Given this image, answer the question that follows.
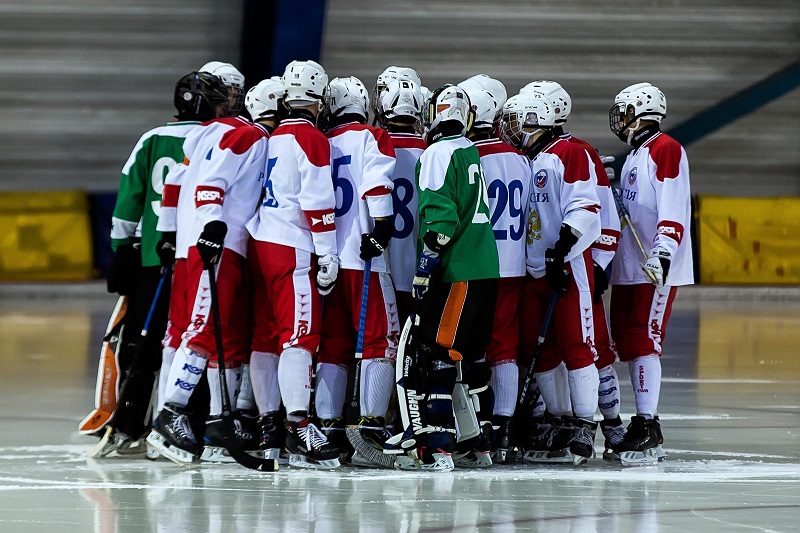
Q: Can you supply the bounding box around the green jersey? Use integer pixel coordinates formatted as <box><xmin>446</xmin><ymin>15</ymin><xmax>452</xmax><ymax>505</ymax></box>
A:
<box><xmin>416</xmin><ymin>135</ymin><xmax>500</xmax><ymax>282</ymax></box>
<box><xmin>111</xmin><ymin>121</ymin><xmax>199</xmax><ymax>267</ymax></box>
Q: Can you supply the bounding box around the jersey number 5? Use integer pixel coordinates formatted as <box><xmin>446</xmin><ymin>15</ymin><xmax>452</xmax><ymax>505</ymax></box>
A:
<box><xmin>262</xmin><ymin>157</ymin><xmax>278</xmax><ymax>208</ymax></box>
<box><xmin>332</xmin><ymin>155</ymin><xmax>354</xmax><ymax>217</ymax></box>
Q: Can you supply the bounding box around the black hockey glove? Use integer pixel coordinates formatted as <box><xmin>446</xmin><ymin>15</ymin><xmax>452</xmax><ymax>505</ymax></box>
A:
<box><xmin>156</xmin><ymin>231</ymin><xmax>177</xmax><ymax>268</ymax></box>
<box><xmin>592</xmin><ymin>261</ymin><xmax>608</xmax><ymax>304</ymax></box>
<box><xmin>197</xmin><ymin>220</ymin><xmax>227</xmax><ymax>269</ymax></box>
<box><xmin>107</xmin><ymin>243</ymin><xmax>140</xmax><ymax>295</ymax></box>
<box><xmin>544</xmin><ymin>224</ymin><xmax>580</xmax><ymax>295</ymax></box>
<box><xmin>360</xmin><ymin>218</ymin><xmax>395</xmax><ymax>260</ymax></box>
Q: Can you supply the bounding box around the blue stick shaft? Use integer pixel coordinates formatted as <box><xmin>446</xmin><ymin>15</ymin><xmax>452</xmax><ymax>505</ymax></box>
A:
<box><xmin>355</xmin><ymin>259</ymin><xmax>372</xmax><ymax>359</ymax></box>
<box><xmin>140</xmin><ymin>267</ymin><xmax>169</xmax><ymax>337</ymax></box>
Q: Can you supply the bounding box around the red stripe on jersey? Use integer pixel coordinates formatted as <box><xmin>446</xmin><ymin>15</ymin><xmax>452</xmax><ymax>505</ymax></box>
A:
<box><xmin>163</xmin><ymin>184</ymin><xmax>181</xmax><ymax>208</ymax></box>
<box><xmin>363</xmin><ymin>186</ymin><xmax>392</xmax><ymax>198</ymax></box>
<box><xmin>593</xmin><ymin>229</ymin><xmax>621</xmax><ymax>251</ymax></box>
<box><xmin>649</xmin><ymin>134</ymin><xmax>683</xmax><ymax>182</ymax></box>
<box><xmin>304</xmin><ymin>209</ymin><xmax>336</xmax><ymax>232</ymax></box>
<box><xmin>475</xmin><ymin>138</ymin><xmax>524</xmax><ymax>157</ymax></box>
<box><xmin>548</xmin><ymin>139</ymin><xmax>592</xmax><ymax>184</ymax></box>
<box><xmin>218</xmin><ymin>124</ymin><xmax>268</xmax><ymax>155</ymax></box>
<box><xmin>327</xmin><ymin>123</ymin><xmax>396</xmax><ymax>157</ymax></box>
<box><xmin>657</xmin><ymin>220</ymin><xmax>684</xmax><ymax>244</ymax></box>
<box><xmin>200</xmin><ymin>116</ymin><xmax>250</xmax><ymax>128</ymax></box>
<box><xmin>390</xmin><ymin>133</ymin><xmax>426</xmax><ymax>150</ymax></box>
<box><xmin>273</xmin><ymin>121</ymin><xmax>331</xmax><ymax>168</ymax></box>
<box><xmin>195</xmin><ymin>185</ymin><xmax>224</xmax><ymax>207</ymax></box>
<box><xmin>581</xmin><ymin>204</ymin><xmax>601</xmax><ymax>213</ymax></box>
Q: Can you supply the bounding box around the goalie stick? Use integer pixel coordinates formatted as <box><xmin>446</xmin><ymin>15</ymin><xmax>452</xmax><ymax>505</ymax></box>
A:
<box><xmin>345</xmin><ymin>260</ymin><xmax>395</xmax><ymax>468</ymax></box>
<box><xmin>207</xmin><ymin>264</ymin><xmax>278</xmax><ymax>472</ymax></box>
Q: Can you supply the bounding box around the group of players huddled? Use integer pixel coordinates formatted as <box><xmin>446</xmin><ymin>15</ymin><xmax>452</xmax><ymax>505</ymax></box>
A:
<box><xmin>91</xmin><ymin>58</ymin><xmax>693</xmax><ymax>472</ymax></box>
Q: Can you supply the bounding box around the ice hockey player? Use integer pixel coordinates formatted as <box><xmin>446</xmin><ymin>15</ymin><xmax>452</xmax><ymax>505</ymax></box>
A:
<box><xmin>245</xmin><ymin>60</ymin><xmax>341</xmax><ymax>469</ymax></box>
<box><xmin>500</xmin><ymin>91</ymin><xmax>601</xmax><ymax>466</ymax></box>
<box><xmin>375</xmin><ymin>78</ymin><xmax>426</xmax><ymax>327</ymax></box>
<box><xmin>312</xmin><ymin>76</ymin><xmax>399</xmax><ymax>466</ymax></box>
<box><xmin>95</xmin><ymin>71</ymin><xmax>209</xmax><ymax>456</ymax></box>
<box><xmin>370</xmin><ymin>65</ymin><xmax>422</xmax><ymax>127</ymax></box>
<box><xmin>523</xmin><ymin>80</ymin><xmax>625</xmax><ymax>460</ymax></box>
<box><xmin>388</xmin><ymin>84</ymin><xmax>500</xmax><ymax>472</ymax></box>
<box><xmin>607</xmin><ymin>82</ymin><xmax>693</xmax><ymax>466</ymax></box>
<box><xmin>458</xmin><ymin>74</ymin><xmax>530</xmax><ymax>466</ymax></box>
<box><xmin>148</xmin><ymin>65</ymin><xmax>272</xmax><ymax>465</ymax></box>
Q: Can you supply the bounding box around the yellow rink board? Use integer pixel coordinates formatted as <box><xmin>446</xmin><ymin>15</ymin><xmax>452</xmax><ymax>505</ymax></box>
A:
<box><xmin>698</xmin><ymin>196</ymin><xmax>800</xmax><ymax>284</ymax></box>
<box><xmin>0</xmin><ymin>191</ymin><xmax>93</xmax><ymax>281</ymax></box>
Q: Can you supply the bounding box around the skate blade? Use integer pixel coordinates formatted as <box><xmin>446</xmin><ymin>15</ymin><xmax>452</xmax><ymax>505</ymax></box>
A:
<box><xmin>572</xmin><ymin>454</ymin><xmax>588</xmax><ymax>466</ymax></box>
<box><xmin>145</xmin><ymin>443</ymin><xmax>162</xmax><ymax>461</ymax></box>
<box><xmin>453</xmin><ymin>451</ymin><xmax>492</xmax><ymax>468</ymax></box>
<box><xmin>523</xmin><ymin>449</ymin><xmax>575</xmax><ymax>464</ymax></box>
<box><xmin>87</xmin><ymin>427</ymin><xmax>115</xmax><ymax>458</ymax></box>
<box><xmin>420</xmin><ymin>453</ymin><xmax>454</xmax><ymax>472</ymax></box>
<box><xmin>619</xmin><ymin>448</ymin><xmax>659</xmax><ymax>467</ymax></box>
<box><xmin>656</xmin><ymin>445</ymin><xmax>667</xmax><ymax>461</ymax></box>
<box><xmin>494</xmin><ymin>448</ymin><xmax>510</xmax><ymax>464</ymax></box>
<box><xmin>393</xmin><ymin>452</ymin><xmax>421</xmax><ymax>471</ymax></box>
<box><xmin>199</xmin><ymin>446</ymin><xmax>237</xmax><ymax>463</ymax></box>
<box><xmin>115</xmin><ymin>438</ymin><xmax>147</xmax><ymax>456</ymax></box>
<box><xmin>602</xmin><ymin>449</ymin><xmax>620</xmax><ymax>462</ymax></box>
<box><xmin>288</xmin><ymin>454</ymin><xmax>341</xmax><ymax>470</ymax></box>
<box><xmin>145</xmin><ymin>431</ymin><xmax>195</xmax><ymax>466</ymax></box>
<box><xmin>257</xmin><ymin>448</ymin><xmax>289</xmax><ymax>466</ymax></box>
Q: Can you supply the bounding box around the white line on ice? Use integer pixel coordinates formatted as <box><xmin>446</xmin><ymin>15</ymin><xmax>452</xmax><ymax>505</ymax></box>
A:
<box><xmin>663</xmin><ymin>378</ymin><xmax>800</xmax><ymax>384</ymax></box>
<box><xmin>665</xmin><ymin>448</ymin><xmax>792</xmax><ymax>459</ymax></box>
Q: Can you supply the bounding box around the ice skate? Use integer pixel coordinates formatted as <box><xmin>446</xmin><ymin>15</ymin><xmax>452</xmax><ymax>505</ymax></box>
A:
<box><xmin>568</xmin><ymin>418</ymin><xmax>597</xmax><ymax>465</ymax></box>
<box><xmin>145</xmin><ymin>403</ymin><xmax>199</xmax><ymax>466</ymax></box>
<box><xmin>613</xmin><ymin>415</ymin><xmax>660</xmax><ymax>466</ymax></box>
<box><xmin>257</xmin><ymin>411</ymin><xmax>287</xmax><ymax>464</ymax></box>
<box><xmin>600</xmin><ymin>416</ymin><xmax>625</xmax><ymax>461</ymax></box>
<box><xmin>285</xmin><ymin>418</ymin><xmax>341</xmax><ymax>469</ymax></box>
<box><xmin>349</xmin><ymin>416</ymin><xmax>395</xmax><ymax>468</ymax></box>
<box><xmin>319</xmin><ymin>417</ymin><xmax>352</xmax><ymax>462</ymax></box>
<box><xmin>395</xmin><ymin>431</ymin><xmax>455</xmax><ymax>472</ymax></box>
<box><xmin>654</xmin><ymin>415</ymin><xmax>667</xmax><ymax>461</ymax></box>
<box><xmin>523</xmin><ymin>417</ymin><xmax>576</xmax><ymax>464</ymax></box>
<box><xmin>199</xmin><ymin>415</ymin><xmax>257</xmax><ymax>463</ymax></box>
<box><xmin>453</xmin><ymin>432</ymin><xmax>492</xmax><ymax>468</ymax></box>
<box><xmin>490</xmin><ymin>415</ymin><xmax>514</xmax><ymax>464</ymax></box>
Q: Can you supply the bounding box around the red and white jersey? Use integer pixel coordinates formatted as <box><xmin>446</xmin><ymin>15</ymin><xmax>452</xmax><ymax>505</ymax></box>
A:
<box><xmin>326</xmin><ymin>122</ymin><xmax>396</xmax><ymax>272</ymax></box>
<box><xmin>565</xmin><ymin>134</ymin><xmax>621</xmax><ymax>270</ymax></box>
<box><xmin>157</xmin><ymin>160</ymin><xmax>186</xmax><ymax>233</ymax></box>
<box><xmin>387</xmin><ymin>132</ymin><xmax>425</xmax><ymax>292</ymax></box>
<box><xmin>475</xmin><ymin>138</ymin><xmax>531</xmax><ymax>278</ymax></box>
<box><xmin>525</xmin><ymin>136</ymin><xmax>601</xmax><ymax>277</ymax></box>
<box><xmin>246</xmin><ymin>118</ymin><xmax>337</xmax><ymax>257</ymax></box>
<box><xmin>167</xmin><ymin>118</ymin><xmax>257</xmax><ymax>259</ymax></box>
<box><xmin>611</xmin><ymin>131</ymin><xmax>694</xmax><ymax>286</ymax></box>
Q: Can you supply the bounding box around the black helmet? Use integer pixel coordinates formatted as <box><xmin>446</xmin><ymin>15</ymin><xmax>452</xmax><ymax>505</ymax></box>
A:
<box><xmin>173</xmin><ymin>71</ymin><xmax>229</xmax><ymax>122</ymax></box>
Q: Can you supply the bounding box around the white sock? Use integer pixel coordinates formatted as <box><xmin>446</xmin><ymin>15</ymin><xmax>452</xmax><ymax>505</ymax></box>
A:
<box><xmin>315</xmin><ymin>362</ymin><xmax>348</xmax><ymax>420</ymax></box>
<box><xmin>278</xmin><ymin>347</ymin><xmax>313</xmax><ymax>418</ymax></box>
<box><xmin>164</xmin><ymin>347</ymin><xmax>207</xmax><ymax>408</ymax></box>
<box><xmin>628</xmin><ymin>355</ymin><xmax>661</xmax><ymax>418</ymax></box>
<box><xmin>553</xmin><ymin>362</ymin><xmax>571</xmax><ymax>417</ymax></box>
<box><xmin>490</xmin><ymin>362</ymin><xmax>518</xmax><ymax>418</ymax></box>
<box><xmin>250</xmin><ymin>351</ymin><xmax>281</xmax><ymax>414</ymax></box>
<box><xmin>207</xmin><ymin>366</ymin><xmax>241</xmax><ymax>417</ymax></box>
<box><xmin>361</xmin><ymin>358</ymin><xmax>395</xmax><ymax>418</ymax></box>
<box><xmin>597</xmin><ymin>364</ymin><xmax>621</xmax><ymax>419</ymax></box>
<box><xmin>535</xmin><ymin>366</ymin><xmax>571</xmax><ymax>418</ymax></box>
<box><xmin>569</xmin><ymin>364</ymin><xmax>600</xmax><ymax>420</ymax></box>
<box><xmin>157</xmin><ymin>346</ymin><xmax>176</xmax><ymax>413</ymax></box>
<box><xmin>236</xmin><ymin>364</ymin><xmax>255</xmax><ymax>411</ymax></box>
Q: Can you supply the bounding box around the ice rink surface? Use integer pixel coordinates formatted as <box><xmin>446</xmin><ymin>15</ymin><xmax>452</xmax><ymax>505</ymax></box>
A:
<box><xmin>0</xmin><ymin>287</ymin><xmax>798</xmax><ymax>532</ymax></box>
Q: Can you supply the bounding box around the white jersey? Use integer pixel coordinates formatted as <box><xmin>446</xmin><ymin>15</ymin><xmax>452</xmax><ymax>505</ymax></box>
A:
<box><xmin>183</xmin><ymin>117</ymin><xmax>267</xmax><ymax>258</ymax></box>
<box><xmin>326</xmin><ymin>122</ymin><xmax>396</xmax><ymax>272</ymax></box>
<box><xmin>246</xmin><ymin>118</ymin><xmax>337</xmax><ymax>257</ymax></box>
<box><xmin>525</xmin><ymin>136</ymin><xmax>601</xmax><ymax>277</ymax></box>
<box><xmin>387</xmin><ymin>132</ymin><xmax>425</xmax><ymax>292</ymax></box>
<box><xmin>475</xmin><ymin>138</ymin><xmax>531</xmax><ymax>278</ymax></box>
<box><xmin>611</xmin><ymin>130</ymin><xmax>694</xmax><ymax>286</ymax></box>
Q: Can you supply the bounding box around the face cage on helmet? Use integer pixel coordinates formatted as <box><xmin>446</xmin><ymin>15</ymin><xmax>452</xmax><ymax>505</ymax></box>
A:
<box><xmin>224</xmin><ymin>86</ymin><xmax>245</xmax><ymax>116</ymax></box>
<box><xmin>609</xmin><ymin>102</ymin><xmax>631</xmax><ymax>136</ymax></box>
<box><xmin>499</xmin><ymin>111</ymin><xmax>526</xmax><ymax>149</ymax></box>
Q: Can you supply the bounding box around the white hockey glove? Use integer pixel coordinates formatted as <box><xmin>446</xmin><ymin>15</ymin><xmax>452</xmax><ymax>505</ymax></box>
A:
<box><xmin>642</xmin><ymin>247</ymin><xmax>671</xmax><ymax>289</ymax></box>
<box><xmin>316</xmin><ymin>254</ymin><xmax>340</xmax><ymax>296</ymax></box>
<box><xmin>600</xmin><ymin>155</ymin><xmax>615</xmax><ymax>182</ymax></box>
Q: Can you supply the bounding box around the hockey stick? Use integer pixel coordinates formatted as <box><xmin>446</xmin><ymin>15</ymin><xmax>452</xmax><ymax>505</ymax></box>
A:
<box><xmin>207</xmin><ymin>264</ymin><xmax>278</xmax><ymax>472</ymax></box>
<box><xmin>612</xmin><ymin>187</ymin><xmax>658</xmax><ymax>284</ymax></box>
<box><xmin>344</xmin><ymin>262</ymin><xmax>395</xmax><ymax>467</ymax></box>
<box><xmin>88</xmin><ymin>268</ymin><xmax>169</xmax><ymax>457</ymax></box>
<box><xmin>513</xmin><ymin>293</ymin><xmax>558</xmax><ymax>437</ymax></box>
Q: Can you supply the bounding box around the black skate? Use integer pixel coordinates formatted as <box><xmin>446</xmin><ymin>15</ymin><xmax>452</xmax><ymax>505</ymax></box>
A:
<box><xmin>491</xmin><ymin>415</ymin><xmax>514</xmax><ymax>464</ymax></box>
<box><xmin>523</xmin><ymin>416</ymin><xmax>577</xmax><ymax>464</ymax></box>
<box><xmin>319</xmin><ymin>417</ymin><xmax>352</xmax><ymax>462</ymax></box>
<box><xmin>236</xmin><ymin>409</ymin><xmax>260</xmax><ymax>451</ymax></box>
<box><xmin>395</xmin><ymin>431</ymin><xmax>455</xmax><ymax>472</ymax></box>
<box><xmin>568</xmin><ymin>418</ymin><xmax>598</xmax><ymax>465</ymax></box>
<box><xmin>613</xmin><ymin>415</ymin><xmax>660</xmax><ymax>466</ymax></box>
<box><xmin>600</xmin><ymin>416</ymin><xmax>625</xmax><ymax>461</ymax></box>
<box><xmin>453</xmin><ymin>430</ymin><xmax>493</xmax><ymax>468</ymax></box>
<box><xmin>257</xmin><ymin>411</ymin><xmax>286</xmax><ymax>464</ymax></box>
<box><xmin>348</xmin><ymin>416</ymin><xmax>395</xmax><ymax>468</ymax></box>
<box><xmin>145</xmin><ymin>403</ymin><xmax>199</xmax><ymax>465</ymax></box>
<box><xmin>653</xmin><ymin>415</ymin><xmax>666</xmax><ymax>461</ymax></box>
<box><xmin>285</xmin><ymin>418</ymin><xmax>341</xmax><ymax>469</ymax></box>
<box><xmin>199</xmin><ymin>414</ymin><xmax>257</xmax><ymax>463</ymax></box>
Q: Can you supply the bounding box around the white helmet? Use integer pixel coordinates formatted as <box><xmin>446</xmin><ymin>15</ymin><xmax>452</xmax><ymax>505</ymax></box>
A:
<box><xmin>521</xmin><ymin>80</ymin><xmax>571</xmax><ymax>124</ymax></box>
<box><xmin>327</xmin><ymin>76</ymin><xmax>369</xmax><ymax>120</ymax></box>
<box><xmin>281</xmin><ymin>60</ymin><xmax>328</xmax><ymax>106</ymax></box>
<box><xmin>609</xmin><ymin>82</ymin><xmax>667</xmax><ymax>137</ymax></box>
<box><xmin>199</xmin><ymin>61</ymin><xmax>245</xmax><ymax>114</ymax></box>
<box><xmin>423</xmin><ymin>84</ymin><xmax>473</xmax><ymax>138</ymax></box>
<box><xmin>377</xmin><ymin>78</ymin><xmax>424</xmax><ymax>126</ymax></box>
<box><xmin>499</xmin><ymin>93</ymin><xmax>556</xmax><ymax>150</ymax></box>
<box><xmin>371</xmin><ymin>66</ymin><xmax>422</xmax><ymax>116</ymax></box>
<box><xmin>245</xmin><ymin>78</ymin><xmax>287</xmax><ymax>121</ymax></box>
<box><xmin>458</xmin><ymin>74</ymin><xmax>507</xmax><ymax>129</ymax></box>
